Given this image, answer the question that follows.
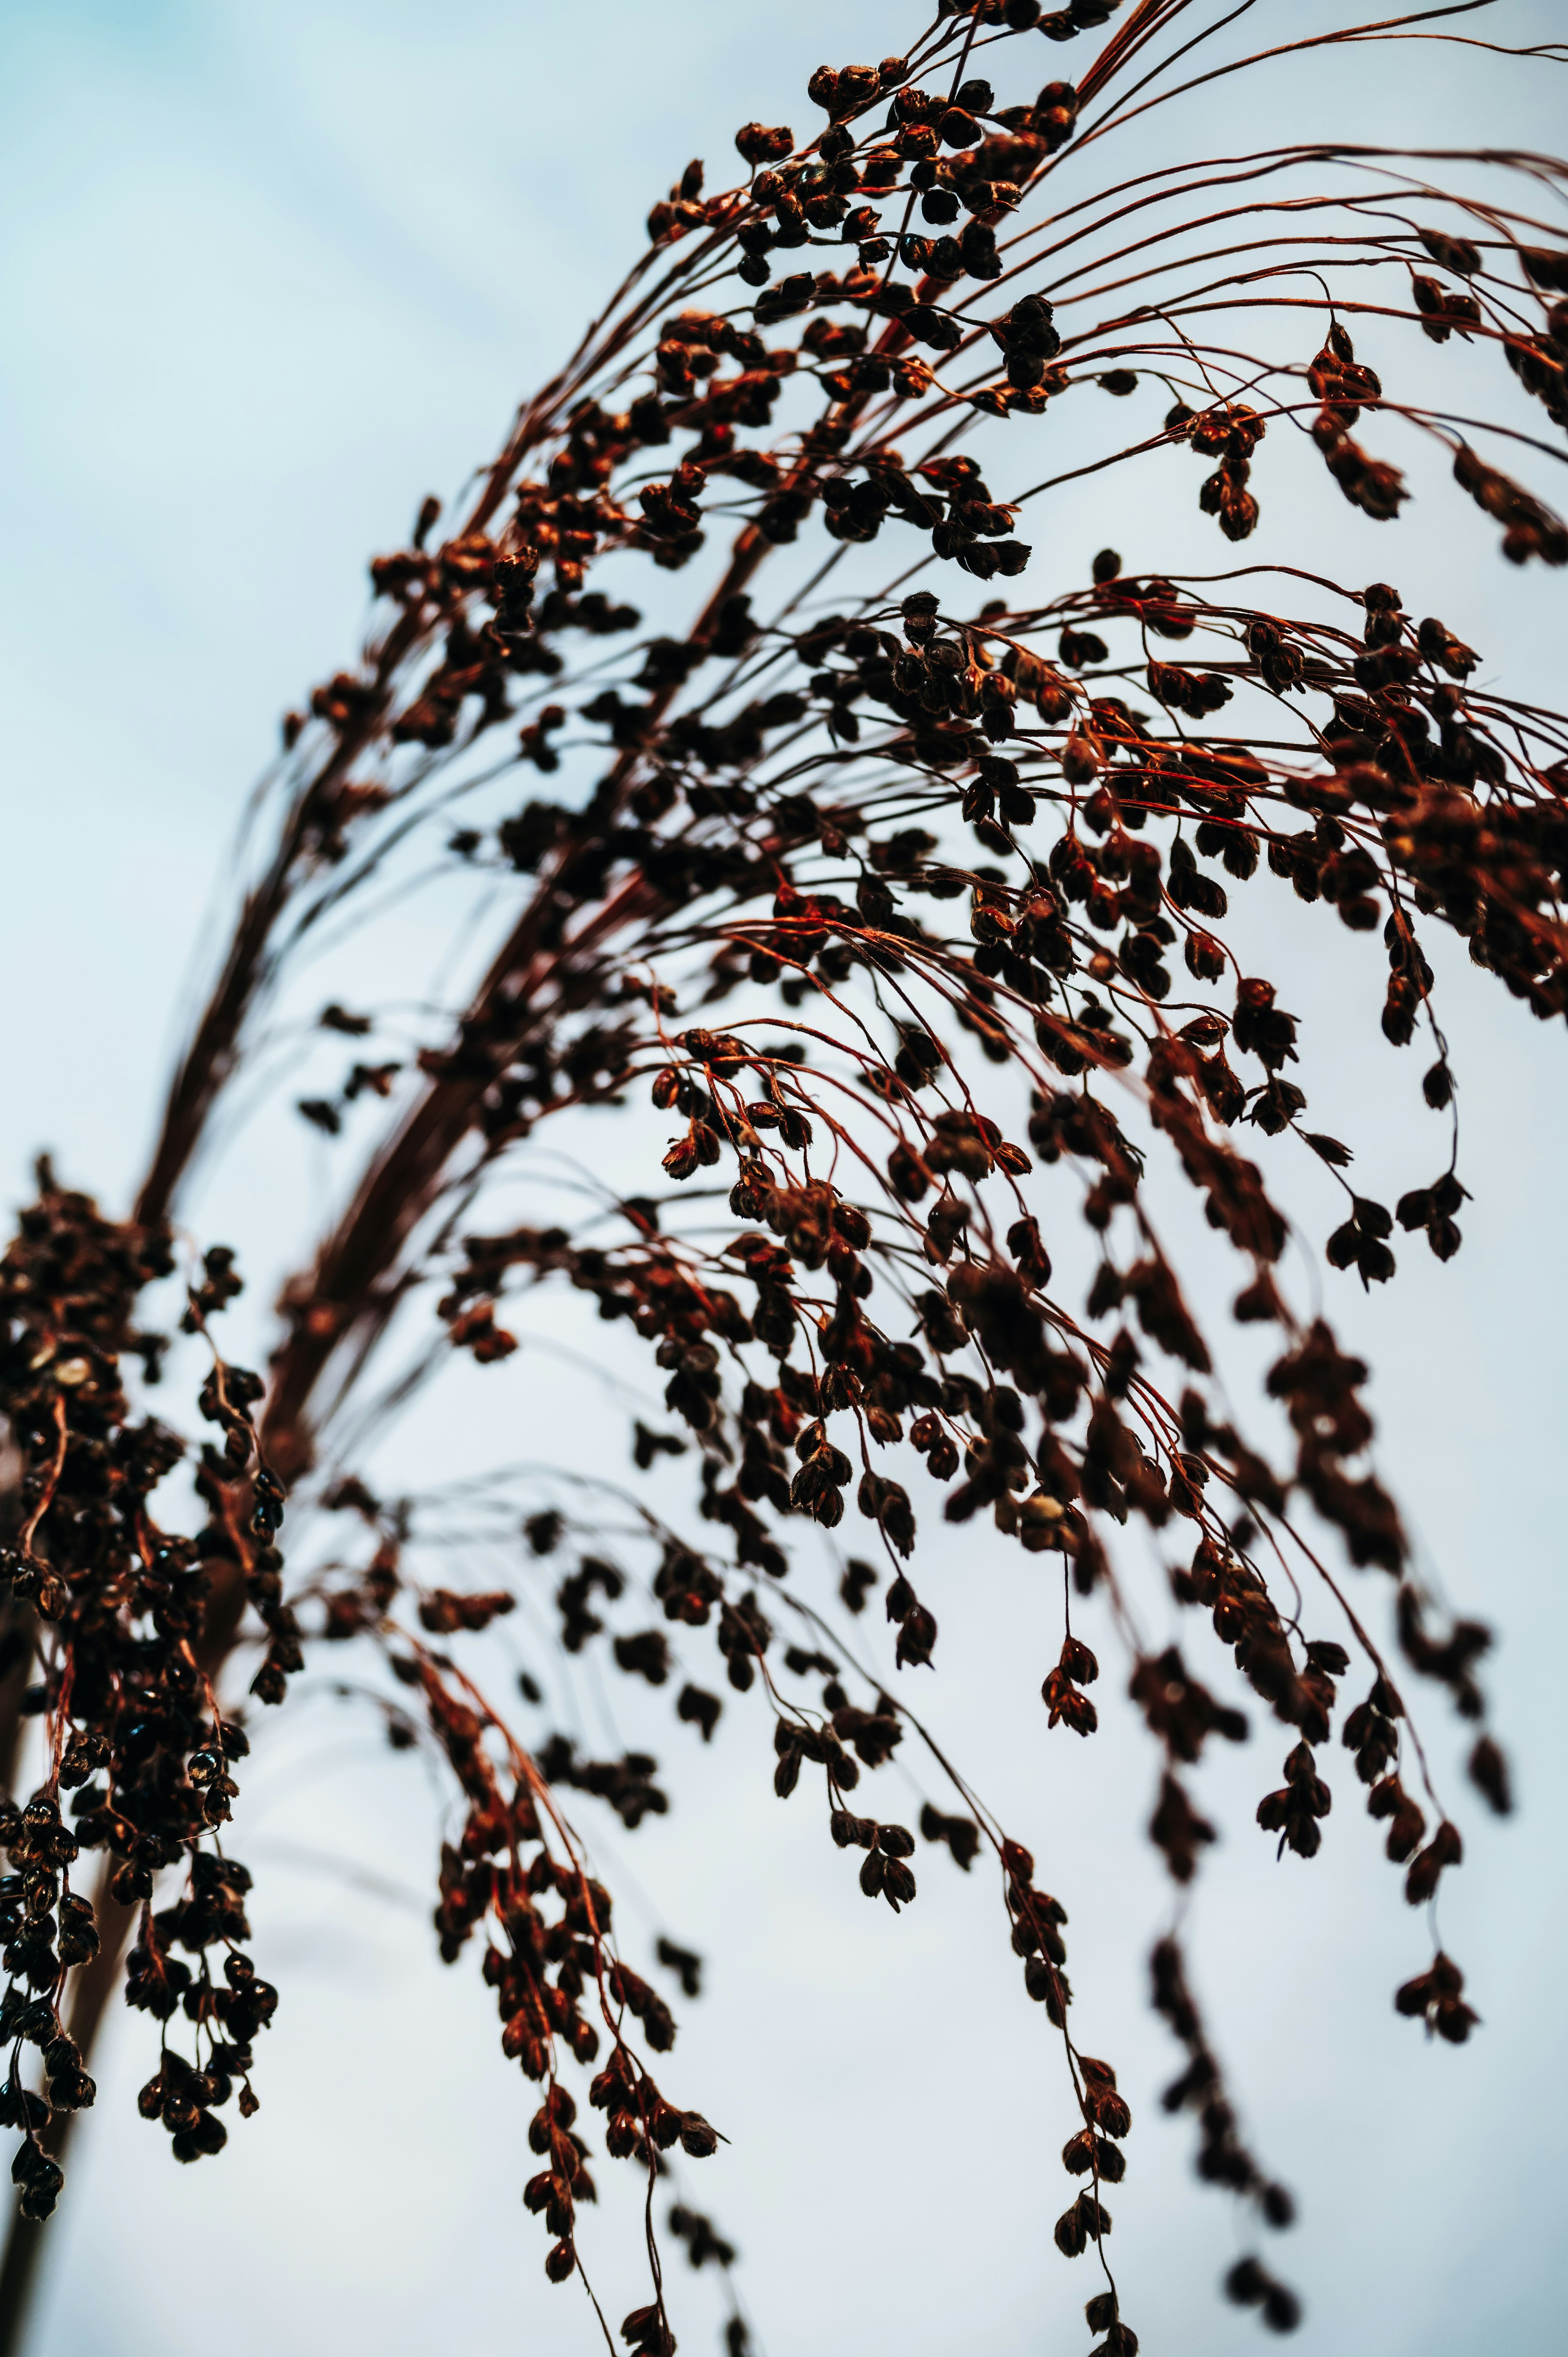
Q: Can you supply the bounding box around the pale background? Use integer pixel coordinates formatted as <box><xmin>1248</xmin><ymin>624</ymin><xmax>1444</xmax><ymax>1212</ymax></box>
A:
<box><xmin>0</xmin><ymin>3</ymin><xmax>1565</xmax><ymax>2353</ymax></box>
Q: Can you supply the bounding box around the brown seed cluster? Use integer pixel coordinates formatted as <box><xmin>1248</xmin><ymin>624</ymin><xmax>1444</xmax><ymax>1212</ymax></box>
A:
<box><xmin>0</xmin><ymin>1171</ymin><xmax>280</xmax><ymax>2219</ymax></box>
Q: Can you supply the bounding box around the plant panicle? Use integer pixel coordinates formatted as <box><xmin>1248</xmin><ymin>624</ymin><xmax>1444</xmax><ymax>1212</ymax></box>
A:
<box><xmin>2</xmin><ymin>1</ymin><xmax>1565</xmax><ymax>2346</ymax></box>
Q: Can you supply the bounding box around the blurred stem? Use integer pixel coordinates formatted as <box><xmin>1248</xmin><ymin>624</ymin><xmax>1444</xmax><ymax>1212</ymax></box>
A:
<box><xmin>0</xmin><ymin>495</ymin><xmax>786</xmax><ymax>2340</ymax></box>
<box><xmin>0</xmin><ymin>221</ymin><xmax>895</xmax><ymax>2344</ymax></box>
<box><xmin>133</xmin><ymin>249</ymin><xmax>672</xmax><ymax>1239</ymax></box>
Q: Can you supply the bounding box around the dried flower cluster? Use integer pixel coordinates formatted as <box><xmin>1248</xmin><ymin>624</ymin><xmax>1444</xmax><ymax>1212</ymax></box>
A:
<box><xmin>2</xmin><ymin>1</ymin><xmax>1565</xmax><ymax>2349</ymax></box>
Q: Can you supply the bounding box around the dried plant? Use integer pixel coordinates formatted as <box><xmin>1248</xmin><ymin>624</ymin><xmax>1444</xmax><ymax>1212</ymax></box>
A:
<box><xmin>2</xmin><ymin>2</ymin><xmax>1565</xmax><ymax>2349</ymax></box>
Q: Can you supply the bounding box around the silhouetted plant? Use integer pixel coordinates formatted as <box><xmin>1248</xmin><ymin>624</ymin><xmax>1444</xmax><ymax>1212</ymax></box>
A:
<box><xmin>2</xmin><ymin>2</ymin><xmax>1566</xmax><ymax>2350</ymax></box>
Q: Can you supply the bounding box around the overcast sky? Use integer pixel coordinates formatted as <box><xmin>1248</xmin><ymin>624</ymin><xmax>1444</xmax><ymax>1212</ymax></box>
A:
<box><xmin>1</xmin><ymin>4</ymin><xmax>1566</xmax><ymax>2354</ymax></box>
